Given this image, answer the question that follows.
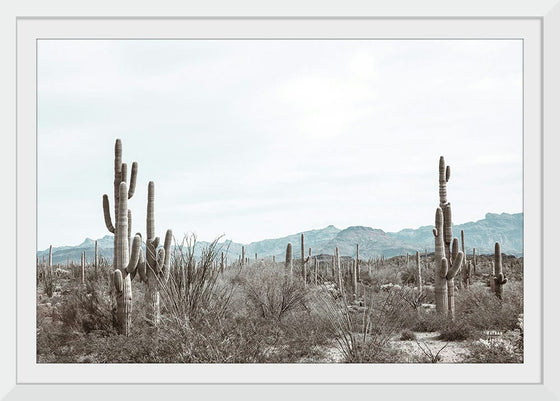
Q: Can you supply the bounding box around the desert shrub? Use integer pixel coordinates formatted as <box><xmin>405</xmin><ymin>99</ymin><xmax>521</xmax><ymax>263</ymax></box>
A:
<box><xmin>400</xmin><ymin>329</ymin><xmax>416</xmax><ymax>341</ymax></box>
<box><xmin>367</xmin><ymin>265</ymin><xmax>401</xmax><ymax>289</ymax></box>
<box><xmin>454</xmin><ymin>282</ymin><xmax>523</xmax><ymax>332</ymax></box>
<box><xmin>411</xmin><ymin>313</ymin><xmax>449</xmax><ymax>332</ymax></box>
<box><xmin>464</xmin><ymin>336</ymin><xmax>522</xmax><ymax>363</ymax></box>
<box><xmin>241</xmin><ymin>266</ymin><xmax>308</xmax><ymax>321</ymax></box>
<box><xmin>41</xmin><ymin>266</ymin><xmax>55</xmax><ymax>298</ymax></box>
<box><xmin>399</xmin><ymin>267</ymin><xmax>418</xmax><ymax>286</ymax></box>
<box><xmin>58</xmin><ymin>279</ymin><xmax>115</xmax><ymax>334</ymax></box>
<box><xmin>437</xmin><ymin>320</ymin><xmax>474</xmax><ymax>341</ymax></box>
<box><xmin>161</xmin><ymin>234</ymin><xmax>237</xmax><ymax>324</ymax></box>
<box><xmin>314</xmin><ymin>283</ymin><xmax>413</xmax><ymax>362</ymax></box>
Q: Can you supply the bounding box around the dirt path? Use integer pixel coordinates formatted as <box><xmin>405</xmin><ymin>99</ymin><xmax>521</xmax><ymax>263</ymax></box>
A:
<box><xmin>387</xmin><ymin>332</ymin><xmax>470</xmax><ymax>363</ymax></box>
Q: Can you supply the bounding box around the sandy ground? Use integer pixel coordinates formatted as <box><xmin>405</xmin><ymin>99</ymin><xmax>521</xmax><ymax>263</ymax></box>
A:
<box><xmin>388</xmin><ymin>331</ymin><xmax>470</xmax><ymax>363</ymax></box>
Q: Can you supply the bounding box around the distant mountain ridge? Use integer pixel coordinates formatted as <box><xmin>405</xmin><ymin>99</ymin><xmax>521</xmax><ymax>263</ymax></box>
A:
<box><xmin>37</xmin><ymin>212</ymin><xmax>523</xmax><ymax>265</ymax></box>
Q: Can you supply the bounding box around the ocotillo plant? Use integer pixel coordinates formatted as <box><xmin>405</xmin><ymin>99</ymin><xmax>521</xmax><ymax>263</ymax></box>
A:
<box><xmin>94</xmin><ymin>240</ymin><xmax>99</xmax><ymax>276</ymax></box>
<box><xmin>136</xmin><ymin>181</ymin><xmax>173</xmax><ymax>327</ymax></box>
<box><xmin>81</xmin><ymin>251</ymin><xmax>85</xmax><ymax>285</ymax></box>
<box><xmin>493</xmin><ymin>242</ymin><xmax>508</xmax><ymax>299</ymax></box>
<box><xmin>472</xmin><ymin>248</ymin><xmax>477</xmax><ymax>275</ymax></box>
<box><xmin>102</xmin><ymin>139</ymin><xmax>138</xmax><ymax>268</ymax></box>
<box><xmin>285</xmin><ymin>243</ymin><xmax>293</xmax><ymax>276</ymax></box>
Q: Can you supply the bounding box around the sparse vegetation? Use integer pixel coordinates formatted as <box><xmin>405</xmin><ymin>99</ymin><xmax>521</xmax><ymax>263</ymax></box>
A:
<box><xmin>36</xmin><ymin>148</ymin><xmax>524</xmax><ymax>364</ymax></box>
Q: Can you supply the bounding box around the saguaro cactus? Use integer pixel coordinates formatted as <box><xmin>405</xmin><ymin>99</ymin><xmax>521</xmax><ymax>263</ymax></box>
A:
<box><xmin>356</xmin><ymin>244</ymin><xmax>360</xmax><ymax>282</ymax></box>
<box><xmin>433</xmin><ymin>208</ymin><xmax>448</xmax><ymax>314</ymax></box>
<box><xmin>301</xmin><ymin>233</ymin><xmax>309</xmax><ymax>282</ymax></box>
<box><xmin>102</xmin><ymin>140</ymin><xmax>142</xmax><ymax>335</ymax></box>
<box><xmin>136</xmin><ymin>181</ymin><xmax>173</xmax><ymax>326</ymax></box>
<box><xmin>112</xmin><ymin>182</ymin><xmax>142</xmax><ymax>336</ymax></box>
<box><xmin>416</xmin><ymin>250</ymin><xmax>422</xmax><ymax>292</ymax></box>
<box><xmin>351</xmin><ymin>260</ymin><xmax>357</xmax><ymax>298</ymax></box>
<box><xmin>285</xmin><ymin>243</ymin><xmax>293</xmax><ymax>275</ymax></box>
<box><xmin>335</xmin><ymin>246</ymin><xmax>343</xmax><ymax>293</ymax></box>
<box><xmin>433</xmin><ymin>157</ymin><xmax>464</xmax><ymax>317</ymax></box>
<box><xmin>493</xmin><ymin>242</ymin><xmax>508</xmax><ymax>299</ymax></box>
<box><xmin>102</xmin><ymin>139</ymin><xmax>138</xmax><ymax>267</ymax></box>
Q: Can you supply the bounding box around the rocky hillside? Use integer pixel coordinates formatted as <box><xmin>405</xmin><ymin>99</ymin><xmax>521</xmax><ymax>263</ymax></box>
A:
<box><xmin>37</xmin><ymin>212</ymin><xmax>523</xmax><ymax>265</ymax></box>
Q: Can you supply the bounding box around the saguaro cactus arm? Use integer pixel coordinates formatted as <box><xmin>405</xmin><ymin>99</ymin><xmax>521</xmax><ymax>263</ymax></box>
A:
<box><xmin>447</xmin><ymin>251</ymin><xmax>464</xmax><ymax>279</ymax></box>
<box><xmin>102</xmin><ymin>195</ymin><xmax>115</xmax><ymax>233</ymax></box>
<box><xmin>128</xmin><ymin>162</ymin><xmax>138</xmax><ymax>199</ymax></box>
<box><xmin>126</xmin><ymin>234</ymin><xmax>142</xmax><ymax>274</ymax></box>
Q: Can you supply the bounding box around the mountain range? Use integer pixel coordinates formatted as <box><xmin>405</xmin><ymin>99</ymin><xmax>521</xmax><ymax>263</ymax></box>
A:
<box><xmin>37</xmin><ymin>212</ymin><xmax>523</xmax><ymax>265</ymax></box>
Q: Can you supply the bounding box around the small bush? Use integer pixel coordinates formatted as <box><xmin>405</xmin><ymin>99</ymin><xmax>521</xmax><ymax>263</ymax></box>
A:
<box><xmin>242</xmin><ymin>267</ymin><xmax>308</xmax><ymax>321</ymax></box>
<box><xmin>464</xmin><ymin>336</ymin><xmax>522</xmax><ymax>363</ymax></box>
<box><xmin>437</xmin><ymin>320</ymin><xmax>473</xmax><ymax>341</ymax></box>
<box><xmin>400</xmin><ymin>329</ymin><xmax>416</xmax><ymax>341</ymax></box>
<box><xmin>411</xmin><ymin>314</ymin><xmax>448</xmax><ymax>332</ymax></box>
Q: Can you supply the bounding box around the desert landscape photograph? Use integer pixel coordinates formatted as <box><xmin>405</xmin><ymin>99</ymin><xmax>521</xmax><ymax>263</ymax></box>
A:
<box><xmin>35</xmin><ymin>39</ymin><xmax>523</xmax><ymax>364</ymax></box>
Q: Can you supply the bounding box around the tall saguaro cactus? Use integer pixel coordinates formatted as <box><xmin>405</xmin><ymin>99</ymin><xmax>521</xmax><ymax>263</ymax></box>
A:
<box><xmin>356</xmin><ymin>244</ymin><xmax>360</xmax><ymax>282</ymax></box>
<box><xmin>493</xmin><ymin>242</ymin><xmax>508</xmax><ymax>299</ymax></box>
<box><xmin>285</xmin><ymin>243</ymin><xmax>293</xmax><ymax>275</ymax></box>
<box><xmin>433</xmin><ymin>157</ymin><xmax>464</xmax><ymax>318</ymax></box>
<box><xmin>112</xmin><ymin>183</ymin><xmax>142</xmax><ymax>335</ymax></box>
<box><xmin>103</xmin><ymin>139</ymin><xmax>138</xmax><ymax>268</ymax></box>
<box><xmin>136</xmin><ymin>181</ymin><xmax>173</xmax><ymax>326</ymax></box>
<box><xmin>335</xmin><ymin>246</ymin><xmax>343</xmax><ymax>293</ymax></box>
<box><xmin>301</xmin><ymin>234</ymin><xmax>310</xmax><ymax>282</ymax></box>
<box><xmin>416</xmin><ymin>250</ymin><xmax>422</xmax><ymax>292</ymax></box>
<box><xmin>102</xmin><ymin>140</ymin><xmax>142</xmax><ymax>336</ymax></box>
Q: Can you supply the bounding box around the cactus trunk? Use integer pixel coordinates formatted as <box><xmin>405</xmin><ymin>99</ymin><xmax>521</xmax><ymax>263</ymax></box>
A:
<box><xmin>416</xmin><ymin>250</ymin><xmax>422</xmax><ymax>292</ymax></box>
<box><xmin>493</xmin><ymin>242</ymin><xmax>508</xmax><ymax>299</ymax></box>
<box><xmin>335</xmin><ymin>247</ymin><xmax>343</xmax><ymax>293</ymax></box>
<box><xmin>285</xmin><ymin>243</ymin><xmax>293</xmax><ymax>276</ymax></box>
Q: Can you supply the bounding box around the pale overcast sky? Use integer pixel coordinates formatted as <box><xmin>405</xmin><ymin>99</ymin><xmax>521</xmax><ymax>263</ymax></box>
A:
<box><xmin>37</xmin><ymin>39</ymin><xmax>522</xmax><ymax>250</ymax></box>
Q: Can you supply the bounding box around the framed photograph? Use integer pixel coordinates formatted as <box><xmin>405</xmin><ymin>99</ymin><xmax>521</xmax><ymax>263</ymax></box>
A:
<box><xmin>4</xmin><ymin>0</ymin><xmax>560</xmax><ymax>399</ymax></box>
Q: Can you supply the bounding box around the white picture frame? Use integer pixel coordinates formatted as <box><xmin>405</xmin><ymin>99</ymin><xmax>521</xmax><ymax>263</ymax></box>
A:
<box><xmin>2</xmin><ymin>0</ymin><xmax>559</xmax><ymax>399</ymax></box>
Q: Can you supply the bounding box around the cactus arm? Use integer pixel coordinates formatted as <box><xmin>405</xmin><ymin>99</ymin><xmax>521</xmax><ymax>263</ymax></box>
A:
<box><xmin>121</xmin><ymin>162</ymin><xmax>128</xmax><ymax>185</ymax></box>
<box><xmin>447</xmin><ymin>251</ymin><xmax>464</xmax><ymax>279</ymax></box>
<box><xmin>113</xmin><ymin>269</ymin><xmax>123</xmax><ymax>292</ymax></box>
<box><xmin>439</xmin><ymin>258</ymin><xmax>449</xmax><ymax>278</ymax></box>
<box><xmin>161</xmin><ymin>229</ymin><xmax>173</xmax><ymax>283</ymax></box>
<box><xmin>446</xmin><ymin>165</ymin><xmax>450</xmax><ymax>182</ymax></box>
<box><xmin>126</xmin><ymin>234</ymin><xmax>142</xmax><ymax>274</ymax></box>
<box><xmin>147</xmin><ymin>181</ymin><xmax>155</xmax><ymax>239</ymax></box>
<box><xmin>433</xmin><ymin>207</ymin><xmax>445</xmax><ymax>263</ymax></box>
<box><xmin>102</xmin><ymin>194</ymin><xmax>115</xmax><ymax>233</ymax></box>
<box><xmin>128</xmin><ymin>162</ymin><xmax>138</xmax><ymax>199</ymax></box>
<box><xmin>452</xmin><ymin>238</ymin><xmax>459</xmax><ymax>262</ymax></box>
